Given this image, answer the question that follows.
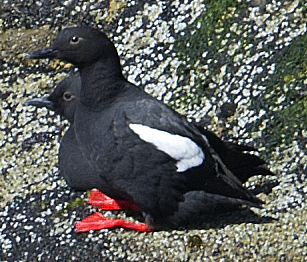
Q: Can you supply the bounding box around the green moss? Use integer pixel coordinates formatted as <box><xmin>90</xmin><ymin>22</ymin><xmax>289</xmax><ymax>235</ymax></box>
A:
<box><xmin>171</xmin><ymin>0</ymin><xmax>248</xmax><ymax>110</ymax></box>
<box><xmin>267</xmin><ymin>98</ymin><xmax>307</xmax><ymax>147</ymax></box>
<box><xmin>53</xmin><ymin>196</ymin><xmax>86</xmax><ymax>218</ymax></box>
<box><xmin>67</xmin><ymin>196</ymin><xmax>86</xmax><ymax>209</ymax></box>
<box><xmin>175</xmin><ymin>0</ymin><xmax>247</xmax><ymax>58</ymax></box>
<box><xmin>255</xmin><ymin>32</ymin><xmax>307</xmax><ymax>154</ymax></box>
<box><xmin>171</xmin><ymin>0</ymin><xmax>307</xmax><ymax>158</ymax></box>
<box><xmin>299</xmin><ymin>0</ymin><xmax>307</xmax><ymax>13</ymax></box>
<box><xmin>41</xmin><ymin>199</ymin><xmax>50</xmax><ymax>209</ymax></box>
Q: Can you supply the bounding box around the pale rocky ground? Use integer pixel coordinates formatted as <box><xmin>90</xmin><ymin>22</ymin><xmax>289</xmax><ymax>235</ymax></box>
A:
<box><xmin>0</xmin><ymin>0</ymin><xmax>307</xmax><ymax>261</ymax></box>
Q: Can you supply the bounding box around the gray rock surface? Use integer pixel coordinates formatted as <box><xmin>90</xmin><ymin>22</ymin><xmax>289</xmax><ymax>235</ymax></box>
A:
<box><xmin>1</xmin><ymin>0</ymin><xmax>307</xmax><ymax>261</ymax></box>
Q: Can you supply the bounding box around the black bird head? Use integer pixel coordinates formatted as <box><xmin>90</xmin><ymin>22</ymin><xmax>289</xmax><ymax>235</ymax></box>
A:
<box><xmin>28</xmin><ymin>27</ymin><xmax>121</xmax><ymax>70</ymax></box>
<box><xmin>25</xmin><ymin>74</ymin><xmax>81</xmax><ymax>123</ymax></box>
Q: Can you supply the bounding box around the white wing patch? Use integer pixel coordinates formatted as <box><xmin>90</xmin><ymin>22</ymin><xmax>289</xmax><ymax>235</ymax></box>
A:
<box><xmin>129</xmin><ymin>124</ymin><xmax>205</xmax><ymax>172</ymax></box>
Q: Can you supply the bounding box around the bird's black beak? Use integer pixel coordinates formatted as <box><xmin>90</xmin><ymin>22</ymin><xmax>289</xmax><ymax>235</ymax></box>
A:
<box><xmin>27</xmin><ymin>48</ymin><xmax>59</xmax><ymax>59</ymax></box>
<box><xmin>24</xmin><ymin>97</ymin><xmax>54</xmax><ymax>110</ymax></box>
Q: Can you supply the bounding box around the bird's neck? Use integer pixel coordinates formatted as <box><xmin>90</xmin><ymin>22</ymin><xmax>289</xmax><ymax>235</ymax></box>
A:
<box><xmin>79</xmin><ymin>60</ymin><xmax>126</xmax><ymax>110</ymax></box>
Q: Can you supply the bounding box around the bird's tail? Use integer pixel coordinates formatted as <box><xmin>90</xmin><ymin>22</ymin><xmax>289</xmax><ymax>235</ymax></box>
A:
<box><xmin>201</xmin><ymin>130</ymin><xmax>274</xmax><ymax>183</ymax></box>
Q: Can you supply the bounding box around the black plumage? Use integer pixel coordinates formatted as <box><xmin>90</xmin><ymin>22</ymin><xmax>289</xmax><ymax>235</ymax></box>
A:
<box><xmin>25</xmin><ymin>74</ymin><xmax>100</xmax><ymax>190</ymax></box>
<box><xmin>25</xmin><ymin>74</ymin><xmax>272</xmax><ymax>188</ymax></box>
<box><xmin>28</xmin><ymin>26</ymin><xmax>274</xmax><ymax>229</ymax></box>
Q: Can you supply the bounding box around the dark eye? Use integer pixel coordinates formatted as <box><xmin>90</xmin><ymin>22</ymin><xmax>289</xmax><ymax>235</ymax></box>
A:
<box><xmin>63</xmin><ymin>92</ymin><xmax>74</xmax><ymax>101</ymax></box>
<box><xmin>70</xmin><ymin>36</ymin><xmax>80</xmax><ymax>44</ymax></box>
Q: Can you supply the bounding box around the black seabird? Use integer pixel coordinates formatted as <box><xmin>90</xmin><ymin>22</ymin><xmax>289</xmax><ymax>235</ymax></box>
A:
<box><xmin>26</xmin><ymin>74</ymin><xmax>147</xmax><ymax>230</ymax></box>
<box><xmin>25</xmin><ymin>74</ymin><xmax>98</xmax><ymax>190</ymax></box>
<box><xmin>28</xmin><ymin>27</ymin><xmax>274</xmax><ymax>231</ymax></box>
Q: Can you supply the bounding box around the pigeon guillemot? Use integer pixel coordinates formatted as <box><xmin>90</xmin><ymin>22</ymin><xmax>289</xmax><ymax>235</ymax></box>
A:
<box><xmin>25</xmin><ymin>75</ymin><xmax>142</xmax><ymax>193</ymax></box>
<box><xmin>25</xmin><ymin>74</ymin><xmax>97</xmax><ymax>190</ymax></box>
<box><xmin>26</xmin><ymin>74</ymin><xmax>146</xmax><ymax>230</ymax></box>
<box><xmin>25</xmin><ymin>74</ymin><xmax>273</xmax><ymax>231</ymax></box>
<box><xmin>28</xmin><ymin>26</ymin><xmax>274</xmax><ymax>230</ymax></box>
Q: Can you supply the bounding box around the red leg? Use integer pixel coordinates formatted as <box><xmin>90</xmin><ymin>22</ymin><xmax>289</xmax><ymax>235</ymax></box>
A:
<box><xmin>75</xmin><ymin>212</ymin><xmax>152</xmax><ymax>232</ymax></box>
<box><xmin>76</xmin><ymin>189</ymin><xmax>148</xmax><ymax>232</ymax></box>
<box><xmin>88</xmin><ymin>189</ymin><xmax>141</xmax><ymax>212</ymax></box>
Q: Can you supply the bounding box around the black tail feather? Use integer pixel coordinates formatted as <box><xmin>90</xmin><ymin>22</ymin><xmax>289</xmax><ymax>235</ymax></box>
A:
<box><xmin>200</xmin><ymin>129</ymin><xmax>274</xmax><ymax>183</ymax></box>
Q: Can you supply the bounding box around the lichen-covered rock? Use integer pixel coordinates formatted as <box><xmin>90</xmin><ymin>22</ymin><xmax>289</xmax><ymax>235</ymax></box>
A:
<box><xmin>0</xmin><ymin>0</ymin><xmax>306</xmax><ymax>261</ymax></box>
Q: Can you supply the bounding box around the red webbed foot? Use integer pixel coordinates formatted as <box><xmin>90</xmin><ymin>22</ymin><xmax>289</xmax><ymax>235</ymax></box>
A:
<box><xmin>88</xmin><ymin>189</ymin><xmax>141</xmax><ymax>212</ymax></box>
<box><xmin>75</xmin><ymin>212</ymin><xmax>152</xmax><ymax>232</ymax></box>
<box><xmin>75</xmin><ymin>189</ymin><xmax>149</xmax><ymax>232</ymax></box>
